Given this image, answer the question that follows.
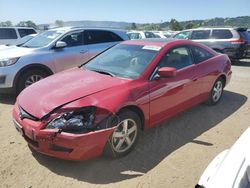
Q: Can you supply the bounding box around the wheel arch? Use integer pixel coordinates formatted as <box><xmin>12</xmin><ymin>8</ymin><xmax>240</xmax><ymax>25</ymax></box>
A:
<box><xmin>13</xmin><ymin>64</ymin><xmax>54</xmax><ymax>90</ymax></box>
<box><xmin>117</xmin><ymin>105</ymin><xmax>145</xmax><ymax>131</ymax></box>
<box><xmin>218</xmin><ymin>74</ymin><xmax>226</xmax><ymax>88</ymax></box>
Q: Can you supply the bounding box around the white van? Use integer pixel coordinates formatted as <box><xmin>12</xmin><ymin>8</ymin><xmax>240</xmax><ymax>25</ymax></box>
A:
<box><xmin>0</xmin><ymin>27</ymin><xmax>37</xmax><ymax>45</ymax></box>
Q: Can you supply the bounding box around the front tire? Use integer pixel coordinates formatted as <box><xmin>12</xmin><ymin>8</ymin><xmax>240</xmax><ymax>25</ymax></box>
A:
<box><xmin>17</xmin><ymin>70</ymin><xmax>48</xmax><ymax>94</ymax></box>
<box><xmin>104</xmin><ymin>110</ymin><xmax>141</xmax><ymax>158</ymax></box>
<box><xmin>207</xmin><ymin>77</ymin><xmax>224</xmax><ymax>105</ymax></box>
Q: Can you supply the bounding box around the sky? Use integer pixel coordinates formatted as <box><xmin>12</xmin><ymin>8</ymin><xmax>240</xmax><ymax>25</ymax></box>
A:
<box><xmin>0</xmin><ymin>0</ymin><xmax>249</xmax><ymax>24</ymax></box>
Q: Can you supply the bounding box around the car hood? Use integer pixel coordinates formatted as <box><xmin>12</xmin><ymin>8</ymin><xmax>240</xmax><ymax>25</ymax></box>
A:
<box><xmin>18</xmin><ymin>68</ymin><xmax>129</xmax><ymax>119</ymax></box>
<box><xmin>0</xmin><ymin>46</ymin><xmax>35</xmax><ymax>59</ymax></box>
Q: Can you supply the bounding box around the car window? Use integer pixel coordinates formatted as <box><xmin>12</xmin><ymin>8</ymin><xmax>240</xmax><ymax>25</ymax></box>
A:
<box><xmin>191</xmin><ymin>45</ymin><xmax>214</xmax><ymax>64</ymax></box>
<box><xmin>0</xmin><ymin>28</ymin><xmax>17</xmax><ymax>39</ymax></box>
<box><xmin>158</xmin><ymin>46</ymin><xmax>193</xmax><ymax>70</ymax></box>
<box><xmin>144</xmin><ymin>32</ymin><xmax>156</xmax><ymax>38</ymax></box>
<box><xmin>128</xmin><ymin>33</ymin><xmax>142</xmax><ymax>39</ymax></box>
<box><xmin>23</xmin><ymin>30</ymin><xmax>65</xmax><ymax>48</ymax></box>
<box><xmin>61</xmin><ymin>32</ymin><xmax>84</xmax><ymax>47</ymax></box>
<box><xmin>211</xmin><ymin>29</ymin><xmax>233</xmax><ymax>39</ymax></box>
<box><xmin>84</xmin><ymin>44</ymin><xmax>158</xmax><ymax>79</ymax></box>
<box><xmin>18</xmin><ymin>29</ymin><xmax>36</xmax><ymax>38</ymax></box>
<box><xmin>84</xmin><ymin>30</ymin><xmax>123</xmax><ymax>45</ymax></box>
<box><xmin>190</xmin><ymin>30</ymin><xmax>210</xmax><ymax>40</ymax></box>
<box><xmin>173</xmin><ymin>31</ymin><xmax>190</xmax><ymax>39</ymax></box>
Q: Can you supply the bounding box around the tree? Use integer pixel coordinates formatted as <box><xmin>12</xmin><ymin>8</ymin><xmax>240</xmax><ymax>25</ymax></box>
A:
<box><xmin>131</xmin><ymin>22</ymin><xmax>137</xmax><ymax>30</ymax></box>
<box><xmin>185</xmin><ymin>22</ymin><xmax>195</xmax><ymax>29</ymax></box>
<box><xmin>169</xmin><ymin>19</ymin><xmax>183</xmax><ymax>31</ymax></box>
<box><xmin>55</xmin><ymin>20</ymin><xmax>64</xmax><ymax>27</ymax></box>
<box><xmin>0</xmin><ymin>21</ymin><xmax>13</xmax><ymax>27</ymax></box>
<box><xmin>16</xmin><ymin>20</ymin><xmax>37</xmax><ymax>29</ymax></box>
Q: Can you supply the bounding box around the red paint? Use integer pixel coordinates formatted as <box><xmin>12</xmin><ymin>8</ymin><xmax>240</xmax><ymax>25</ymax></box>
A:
<box><xmin>13</xmin><ymin>39</ymin><xmax>231</xmax><ymax>160</ymax></box>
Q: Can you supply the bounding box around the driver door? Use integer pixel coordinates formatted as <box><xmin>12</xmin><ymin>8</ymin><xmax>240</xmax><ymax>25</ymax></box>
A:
<box><xmin>53</xmin><ymin>31</ymin><xmax>90</xmax><ymax>72</ymax></box>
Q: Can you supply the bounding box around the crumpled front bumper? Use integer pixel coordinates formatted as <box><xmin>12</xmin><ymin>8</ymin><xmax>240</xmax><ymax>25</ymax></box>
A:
<box><xmin>12</xmin><ymin>103</ymin><xmax>116</xmax><ymax>161</ymax></box>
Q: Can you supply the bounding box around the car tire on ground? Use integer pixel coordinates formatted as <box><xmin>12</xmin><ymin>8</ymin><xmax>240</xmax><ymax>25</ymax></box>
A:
<box><xmin>17</xmin><ymin>69</ymin><xmax>48</xmax><ymax>94</ymax></box>
<box><xmin>104</xmin><ymin>110</ymin><xmax>141</xmax><ymax>158</ymax></box>
<box><xmin>206</xmin><ymin>77</ymin><xmax>224</xmax><ymax>105</ymax></box>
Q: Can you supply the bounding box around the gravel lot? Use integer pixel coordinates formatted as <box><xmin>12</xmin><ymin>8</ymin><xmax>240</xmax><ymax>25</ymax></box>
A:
<box><xmin>1</xmin><ymin>59</ymin><xmax>250</xmax><ymax>188</ymax></box>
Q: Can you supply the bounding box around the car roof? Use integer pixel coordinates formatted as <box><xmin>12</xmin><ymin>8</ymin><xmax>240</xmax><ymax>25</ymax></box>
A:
<box><xmin>123</xmin><ymin>38</ymin><xmax>179</xmax><ymax>47</ymax></box>
<box><xmin>0</xmin><ymin>27</ymin><xmax>36</xmax><ymax>29</ymax></box>
<box><xmin>49</xmin><ymin>26</ymin><xmax>126</xmax><ymax>32</ymax></box>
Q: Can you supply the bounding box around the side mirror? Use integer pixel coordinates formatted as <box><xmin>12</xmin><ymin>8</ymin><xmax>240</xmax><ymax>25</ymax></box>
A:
<box><xmin>54</xmin><ymin>41</ymin><xmax>67</xmax><ymax>49</ymax></box>
<box><xmin>158</xmin><ymin>67</ymin><xmax>176</xmax><ymax>78</ymax></box>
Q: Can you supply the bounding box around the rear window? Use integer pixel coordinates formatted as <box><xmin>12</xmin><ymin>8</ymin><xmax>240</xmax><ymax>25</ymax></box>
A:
<box><xmin>0</xmin><ymin>28</ymin><xmax>17</xmax><ymax>39</ymax></box>
<box><xmin>190</xmin><ymin>30</ymin><xmax>210</xmax><ymax>40</ymax></box>
<box><xmin>144</xmin><ymin>32</ymin><xmax>156</xmax><ymax>38</ymax></box>
<box><xmin>211</xmin><ymin>29</ymin><xmax>233</xmax><ymax>39</ymax></box>
<box><xmin>191</xmin><ymin>45</ymin><xmax>214</xmax><ymax>64</ymax></box>
<box><xmin>128</xmin><ymin>33</ymin><xmax>142</xmax><ymax>39</ymax></box>
<box><xmin>18</xmin><ymin>29</ymin><xmax>36</xmax><ymax>38</ymax></box>
<box><xmin>173</xmin><ymin>31</ymin><xmax>190</xmax><ymax>39</ymax></box>
<box><xmin>84</xmin><ymin>30</ymin><xmax>123</xmax><ymax>45</ymax></box>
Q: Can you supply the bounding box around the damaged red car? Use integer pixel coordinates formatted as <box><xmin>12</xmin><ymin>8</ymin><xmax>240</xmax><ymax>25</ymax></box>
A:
<box><xmin>13</xmin><ymin>39</ymin><xmax>232</xmax><ymax>161</ymax></box>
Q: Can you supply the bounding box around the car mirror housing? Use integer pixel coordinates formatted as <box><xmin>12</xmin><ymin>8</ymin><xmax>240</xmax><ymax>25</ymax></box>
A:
<box><xmin>54</xmin><ymin>41</ymin><xmax>67</xmax><ymax>49</ymax></box>
<box><xmin>158</xmin><ymin>67</ymin><xmax>177</xmax><ymax>78</ymax></box>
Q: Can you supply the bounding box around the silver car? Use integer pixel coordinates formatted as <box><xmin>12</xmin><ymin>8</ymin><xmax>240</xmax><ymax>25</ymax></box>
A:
<box><xmin>173</xmin><ymin>27</ymin><xmax>250</xmax><ymax>60</ymax></box>
<box><xmin>0</xmin><ymin>27</ymin><xmax>129</xmax><ymax>94</ymax></box>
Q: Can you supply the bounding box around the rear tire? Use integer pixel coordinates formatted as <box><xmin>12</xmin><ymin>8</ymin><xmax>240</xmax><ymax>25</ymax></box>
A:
<box><xmin>104</xmin><ymin>110</ymin><xmax>141</xmax><ymax>158</ymax></box>
<box><xmin>206</xmin><ymin>77</ymin><xmax>224</xmax><ymax>105</ymax></box>
<box><xmin>17</xmin><ymin>69</ymin><xmax>48</xmax><ymax>94</ymax></box>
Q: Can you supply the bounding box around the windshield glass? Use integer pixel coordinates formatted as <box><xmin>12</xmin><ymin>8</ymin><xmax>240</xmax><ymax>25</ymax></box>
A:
<box><xmin>15</xmin><ymin>34</ymin><xmax>36</xmax><ymax>46</ymax></box>
<box><xmin>84</xmin><ymin>44</ymin><xmax>160</xmax><ymax>79</ymax></box>
<box><xmin>23</xmin><ymin>30</ymin><xmax>65</xmax><ymax>48</ymax></box>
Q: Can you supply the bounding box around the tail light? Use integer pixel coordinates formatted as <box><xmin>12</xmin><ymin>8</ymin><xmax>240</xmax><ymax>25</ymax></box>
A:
<box><xmin>230</xmin><ymin>38</ymin><xmax>245</xmax><ymax>44</ymax></box>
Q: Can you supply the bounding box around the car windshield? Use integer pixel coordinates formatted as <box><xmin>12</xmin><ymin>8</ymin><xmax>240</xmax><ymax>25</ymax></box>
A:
<box><xmin>14</xmin><ymin>34</ymin><xmax>36</xmax><ymax>46</ymax></box>
<box><xmin>22</xmin><ymin>30</ymin><xmax>65</xmax><ymax>48</ymax></box>
<box><xmin>84</xmin><ymin>44</ymin><xmax>160</xmax><ymax>79</ymax></box>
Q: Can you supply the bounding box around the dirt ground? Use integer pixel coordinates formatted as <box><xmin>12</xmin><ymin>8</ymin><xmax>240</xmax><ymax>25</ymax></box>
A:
<box><xmin>1</xmin><ymin>59</ymin><xmax>250</xmax><ymax>188</ymax></box>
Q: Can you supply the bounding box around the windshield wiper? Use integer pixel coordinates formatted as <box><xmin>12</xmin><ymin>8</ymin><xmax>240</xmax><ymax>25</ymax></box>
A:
<box><xmin>91</xmin><ymin>69</ymin><xmax>116</xmax><ymax>77</ymax></box>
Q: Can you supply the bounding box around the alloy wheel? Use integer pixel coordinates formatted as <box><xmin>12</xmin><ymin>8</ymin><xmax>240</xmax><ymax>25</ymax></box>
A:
<box><xmin>24</xmin><ymin>75</ymin><xmax>44</xmax><ymax>88</ymax></box>
<box><xmin>111</xmin><ymin>119</ymin><xmax>138</xmax><ymax>153</ymax></box>
<box><xmin>212</xmin><ymin>80</ymin><xmax>223</xmax><ymax>102</ymax></box>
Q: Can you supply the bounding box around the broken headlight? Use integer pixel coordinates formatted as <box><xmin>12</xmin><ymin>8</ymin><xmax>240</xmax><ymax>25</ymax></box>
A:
<box><xmin>46</xmin><ymin>107</ymin><xmax>96</xmax><ymax>132</ymax></box>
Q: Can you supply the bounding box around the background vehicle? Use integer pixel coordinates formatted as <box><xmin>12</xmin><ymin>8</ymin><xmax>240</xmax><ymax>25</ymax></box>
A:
<box><xmin>0</xmin><ymin>27</ymin><xmax>129</xmax><ymax>94</ymax></box>
<box><xmin>173</xmin><ymin>27</ymin><xmax>250</xmax><ymax>59</ymax></box>
<box><xmin>13</xmin><ymin>39</ymin><xmax>231</xmax><ymax>161</ymax></box>
<box><xmin>0</xmin><ymin>34</ymin><xmax>37</xmax><ymax>50</ymax></box>
<box><xmin>0</xmin><ymin>27</ymin><xmax>37</xmax><ymax>45</ymax></box>
<box><xmin>196</xmin><ymin>127</ymin><xmax>250</xmax><ymax>188</ymax></box>
<box><xmin>127</xmin><ymin>31</ymin><xmax>160</xmax><ymax>39</ymax></box>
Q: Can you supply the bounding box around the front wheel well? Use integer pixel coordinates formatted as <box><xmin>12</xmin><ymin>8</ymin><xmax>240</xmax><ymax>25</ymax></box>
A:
<box><xmin>117</xmin><ymin>105</ymin><xmax>145</xmax><ymax>130</ymax></box>
<box><xmin>219</xmin><ymin>74</ymin><xmax>226</xmax><ymax>88</ymax></box>
<box><xmin>13</xmin><ymin>64</ymin><xmax>54</xmax><ymax>91</ymax></box>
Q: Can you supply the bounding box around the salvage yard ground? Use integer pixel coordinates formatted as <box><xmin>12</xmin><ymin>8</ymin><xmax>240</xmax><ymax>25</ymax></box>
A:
<box><xmin>1</xmin><ymin>59</ymin><xmax>250</xmax><ymax>188</ymax></box>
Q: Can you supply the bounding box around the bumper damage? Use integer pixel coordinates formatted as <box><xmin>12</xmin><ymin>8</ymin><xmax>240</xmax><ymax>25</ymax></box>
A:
<box><xmin>12</xmin><ymin>103</ymin><xmax>118</xmax><ymax>161</ymax></box>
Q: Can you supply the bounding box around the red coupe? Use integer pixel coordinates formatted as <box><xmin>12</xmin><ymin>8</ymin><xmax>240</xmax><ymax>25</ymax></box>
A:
<box><xmin>13</xmin><ymin>39</ymin><xmax>232</xmax><ymax>161</ymax></box>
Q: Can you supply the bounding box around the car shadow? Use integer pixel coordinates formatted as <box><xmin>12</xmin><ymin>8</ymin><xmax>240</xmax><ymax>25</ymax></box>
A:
<box><xmin>0</xmin><ymin>94</ymin><xmax>16</xmax><ymax>105</ymax></box>
<box><xmin>232</xmin><ymin>59</ymin><xmax>250</xmax><ymax>67</ymax></box>
<box><xmin>31</xmin><ymin>90</ymin><xmax>247</xmax><ymax>184</ymax></box>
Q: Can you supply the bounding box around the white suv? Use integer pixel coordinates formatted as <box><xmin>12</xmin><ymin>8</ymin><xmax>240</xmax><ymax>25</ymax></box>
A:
<box><xmin>0</xmin><ymin>27</ymin><xmax>37</xmax><ymax>45</ymax></box>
